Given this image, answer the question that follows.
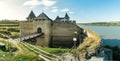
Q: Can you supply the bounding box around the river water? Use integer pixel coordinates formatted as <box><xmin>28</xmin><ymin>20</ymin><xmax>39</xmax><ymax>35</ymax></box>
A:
<box><xmin>80</xmin><ymin>26</ymin><xmax>120</xmax><ymax>47</ymax></box>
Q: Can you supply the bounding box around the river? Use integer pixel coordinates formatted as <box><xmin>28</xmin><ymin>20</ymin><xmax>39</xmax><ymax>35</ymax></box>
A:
<box><xmin>80</xmin><ymin>26</ymin><xmax>120</xmax><ymax>47</ymax></box>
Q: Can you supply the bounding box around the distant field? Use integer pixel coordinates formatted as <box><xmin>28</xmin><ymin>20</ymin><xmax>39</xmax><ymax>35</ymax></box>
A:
<box><xmin>0</xmin><ymin>20</ymin><xmax>19</xmax><ymax>28</ymax></box>
<box><xmin>0</xmin><ymin>20</ymin><xmax>20</xmax><ymax>39</ymax></box>
<box><xmin>0</xmin><ymin>20</ymin><xmax>19</xmax><ymax>24</ymax></box>
<box><xmin>78</xmin><ymin>22</ymin><xmax>120</xmax><ymax>26</ymax></box>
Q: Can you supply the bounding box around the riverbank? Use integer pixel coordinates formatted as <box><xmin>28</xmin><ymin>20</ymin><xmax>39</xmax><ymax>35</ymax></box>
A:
<box><xmin>80</xmin><ymin>26</ymin><xmax>120</xmax><ymax>46</ymax></box>
<box><xmin>77</xmin><ymin>29</ymin><xmax>101</xmax><ymax>59</ymax></box>
<box><xmin>80</xmin><ymin>25</ymin><xmax>120</xmax><ymax>61</ymax></box>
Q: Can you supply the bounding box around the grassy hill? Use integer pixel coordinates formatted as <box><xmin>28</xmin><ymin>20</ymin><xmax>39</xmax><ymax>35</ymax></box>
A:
<box><xmin>0</xmin><ymin>39</ymin><xmax>70</xmax><ymax>61</ymax></box>
<box><xmin>0</xmin><ymin>20</ymin><xmax>20</xmax><ymax>39</ymax></box>
<box><xmin>0</xmin><ymin>20</ymin><xmax>19</xmax><ymax>24</ymax></box>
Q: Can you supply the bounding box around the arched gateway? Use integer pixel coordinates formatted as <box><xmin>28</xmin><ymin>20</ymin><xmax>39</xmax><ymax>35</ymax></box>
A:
<box><xmin>37</xmin><ymin>27</ymin><xmax>42</xmax><ymax>33</ymax></box>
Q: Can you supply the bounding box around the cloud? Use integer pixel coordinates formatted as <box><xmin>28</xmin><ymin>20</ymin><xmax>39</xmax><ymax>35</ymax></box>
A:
<box><xmin>50</xmin><ymin>7</ymin><xmax>75</xmax><ymax>14</ymax></box>
<box><xmin>60</xmin><ymin>8</ymin><xmax>75</xmax><ymax>14</ymax></box>
<box><xmin>69</xmin><ymin>11</ymin><xmax>74</xmax><ymax>14</ymax></box>
<box><xmin>51</xmin><ymin>8</ymin><xmax>58</xmax><ymax>13</ymax></box>
<box><xmin>52</xmin><ymin>6</ymin><xmax>58</xmax><ymax>9</ymax></box>
<box><xmin>61</xmin><ymin>8</ymin><xmax>69</xmax><ymax>12</ymax></box>
<box><xmin>42</xmin><ymin>0</ymin><xmax>56</xmax><ymax>7</ymax></box>
<box><xmin>23</xmin><ymin>0</ymin><xmax>41</xmax><ymax>7</ymax></box>
<box><xmin>23</xmin><ymin>0</ymin><xmax>56</xmax><ymax>8</ymax></box>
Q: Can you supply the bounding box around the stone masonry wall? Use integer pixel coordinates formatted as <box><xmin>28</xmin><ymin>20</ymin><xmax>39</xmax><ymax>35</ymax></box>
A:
<box><xmin>33</xmin><ymin>20</ymin><xmax>52</xmax><ymax>47</ymax></box>
<box><xmin>51</xmin><ymin>22</ymin><xmax>84</xmax><ymax>47</ymax></box>
<box><xmin>20</xmin><ymin>21</ymin><xmax>34</xmax><ymax>36</ymax></box>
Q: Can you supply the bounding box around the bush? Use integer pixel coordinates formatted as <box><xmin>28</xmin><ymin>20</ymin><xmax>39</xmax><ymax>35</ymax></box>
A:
<box><xmin>10</xmin><ymin>32</ymin><xmax>20</xmax><ymax>38</ymax></box>
<box><xmin>0</xmin><ymin>33</ymin><xmax>8</xmax><ymax>39</ymax></box>
<box><xmin>7</xmin><ymin>28</ymin><xmax>19</xmax><ymax>32</ymax></box>
<box><xmin>2</xmin><ymin>31</ymin><xmax>11</xmax><ymax>35</ymax></box>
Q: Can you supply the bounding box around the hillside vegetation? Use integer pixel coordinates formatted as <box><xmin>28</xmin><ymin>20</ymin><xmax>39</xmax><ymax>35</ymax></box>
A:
<box><xmin>0</xmin><ymin>20</ymin><xmax>19</xmax><ymax>24</ymax></box>
<box><xmin>0</xmin><ymin>20</ymin><xmax>20</xmax><ymax>39</ymax></box>
<box><xmin>78</xmin><ymin>22</ymin><xmax>120</xmax><ymax>26</ymax></box>
<box><xmin>0</xmin><ymin>39</ymin><xmax>71</xmax><ymax>61</ymax></box>
<box><xmin>0</xmin><ymin>40</ymin><xmax>41</xmax><ymax>61</ymax></box>
<box><xmin>77</xmin><ymin>29</ymin><xmax>101</xmax><ymax>59</ymax></box>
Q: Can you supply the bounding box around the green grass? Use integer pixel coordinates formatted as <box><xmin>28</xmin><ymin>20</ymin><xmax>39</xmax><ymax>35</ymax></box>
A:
<box><xmin>0</xmin><ymin>24</ymin><xmax>20</xmax><ymax>39</ymax></box>
<box><xmin>0</xmin><ymin>39</ymin><xmax>72</xmax><ymax>61</ymax></box>
<box><xmin>0</xmin><ymin>33</ymin><xmax>9</xmax><ymax>39</ymax></box>
<box><xmin>0</xmin><ymin>40</ymin><xmax>44</xmax><ymax>61</ymax></box>
<box><xmin>0</xmin><ymin>20</ymin><xmax>20</xmax><ymax>39</ymax></box>
<box><xmin>0</xmin><ymin>20</ymin><xmax>19</xmax><ymax>24</ymax></box>
<box><xmin>0</xmin><ymin>50</ymin><xmax>43</xmax><ymax>61</ymax></box>
<box><xmin>38</xmin><ymin>47</ymin><xmax>69</xmax><ymax>55</ymax></box>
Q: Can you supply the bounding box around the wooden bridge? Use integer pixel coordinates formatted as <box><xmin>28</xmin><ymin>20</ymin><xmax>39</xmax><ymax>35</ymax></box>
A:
<box><xmin>13</xmin><ymin>33</ymin><xmax>44</xmax><ymax>41</ymax></box>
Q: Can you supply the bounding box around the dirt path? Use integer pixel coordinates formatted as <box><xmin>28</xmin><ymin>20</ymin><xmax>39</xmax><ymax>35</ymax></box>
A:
<box><xmin>9</xmin><ymin>39</ymin><xmax>23</xmax><ymax>54</ymax></box>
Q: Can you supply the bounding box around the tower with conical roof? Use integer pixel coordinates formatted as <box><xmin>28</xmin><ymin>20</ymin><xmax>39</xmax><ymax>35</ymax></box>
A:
<box><xmin>27</xmin><ymin>10</ymin><xmax>36</xmax><ymax>21</ymax></box>
<box><xmin>35</xmin><ymin>12</ymin><xmax>51</xmax><ymax>20</ymax></box>
<box><xmin>64</xmin><ymin>13</ymin><xmax>70</xmax><ymax>21</ymax></box>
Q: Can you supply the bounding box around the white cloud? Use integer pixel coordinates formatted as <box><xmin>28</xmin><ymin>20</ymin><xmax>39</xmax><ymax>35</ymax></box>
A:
<box><xmin>42</xmin><ymin>0</ymin><xmax>56</xmax><ymax>7</ymax></box>
<box><xmin>61</xmin><ymin>8</ymin><xmax>69</xmax><ymax>12</ymax></box>
<box><xmin>52</xmin><ymin>6</ymin><xmax>58</xmax><ymax>9</ymax></box>
<box><xmin>60</xmin><ymin>8</ymin><xmax>75</xmax><ymax>14</ymax></box>
<box><xmin>51</xmin><ymin>8</ymin><xmax>58</xmax><ymax>13</ymax></box>
<box><xmin>69</xmin><ymin>11</ymin><xmax>74</xmax><ymax>14</ymax></box>
<box><xmin>23</xmin><ymin>0</ymin><xmax>41</xmax><ymax>7</ymax></box>
<box><xmin>23</xmin><ymin>0</ymin><xmax>56</xmax><ymax>8</ymax></box>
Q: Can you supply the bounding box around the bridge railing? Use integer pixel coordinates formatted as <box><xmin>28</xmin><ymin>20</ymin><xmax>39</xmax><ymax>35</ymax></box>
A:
<box><xmin>19</xmin><ymin>33</ymin><xmax>44</xmax><ymax>41</ymax></box>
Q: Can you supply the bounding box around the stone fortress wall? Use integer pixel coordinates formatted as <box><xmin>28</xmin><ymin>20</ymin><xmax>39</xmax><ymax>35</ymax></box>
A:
<box><xmin>51</xmin><ymin>21</ymin><xmax>84</xmax><ymax>47</ymax></box>
<box><xmin>20</xmin><ymin>11</ymin><xmax>85</xmax><ymax>48</ymax></box>
<box><xmin>20</xmin><ymin>21</ymin><xmax>34</xmax><ymax>36</ymax></box>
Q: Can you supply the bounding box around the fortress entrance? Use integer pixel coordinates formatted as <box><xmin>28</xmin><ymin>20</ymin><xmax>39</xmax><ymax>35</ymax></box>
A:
<box><xmin>37</xmin><ymin>27</ymin><xmax>42</xmax><ymax>33</ymax></box>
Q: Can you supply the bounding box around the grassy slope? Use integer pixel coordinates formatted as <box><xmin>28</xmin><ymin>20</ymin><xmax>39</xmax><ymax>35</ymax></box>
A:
<box><xmin>0</xmin><ymin>20</ymin><xmax>20</xmax><ymax>39</ymax></box>
<box><xmin>0</xmin><ymin>40</ymin><xmax>71</xmax><ymax>61</ymax></box>
<box><xmin>0</xmin><ymin>40</ymin><xmax>43</xmax><ymax>61</ymax></box>
<box><xmin>0</xmin><ymin>20</ymin><xmax>19</xmax><ymax>24</ymax></box>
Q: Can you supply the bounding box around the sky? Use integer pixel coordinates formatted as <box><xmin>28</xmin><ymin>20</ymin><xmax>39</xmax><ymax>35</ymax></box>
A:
<box><xmin>0</xmin><ymin>0</ymin><xmax>120</xmax><ymax>23</ymax></box>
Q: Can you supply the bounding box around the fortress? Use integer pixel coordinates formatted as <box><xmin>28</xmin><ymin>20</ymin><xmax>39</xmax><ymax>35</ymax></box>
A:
<box><xmin>20</xmin><ymin>11</ymin><xmax>85</xmax><ymax>48</ymax></box>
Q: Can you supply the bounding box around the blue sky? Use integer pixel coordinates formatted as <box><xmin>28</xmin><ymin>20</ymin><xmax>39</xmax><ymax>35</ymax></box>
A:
<box><xmin>0</xmin><ymin>0</ymin><xmax>120</xmax><ymax>23</ymax></box>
